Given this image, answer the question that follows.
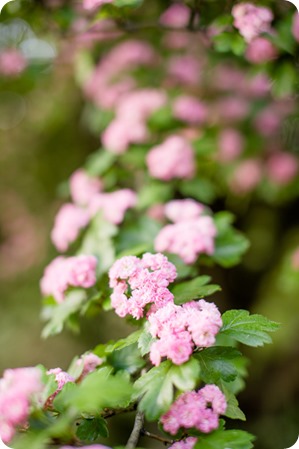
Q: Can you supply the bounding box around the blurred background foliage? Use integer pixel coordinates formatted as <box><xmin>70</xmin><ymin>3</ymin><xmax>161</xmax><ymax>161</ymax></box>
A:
<box><xmin>0</xmin><ymin>0</ymin><xmax>299</xmax><ymax>448</ymax></box>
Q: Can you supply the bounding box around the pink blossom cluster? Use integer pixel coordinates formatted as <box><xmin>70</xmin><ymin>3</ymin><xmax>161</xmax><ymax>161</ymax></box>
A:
<box><xmin>293</xmin><ymin>13</ymin><xmax>299</xmax><ymax>42</ymax></box>
<box><xmin>155</xmin><ymin>200</ymin><xmax>217</xmax><ymax>264</ymax></box>
<box><xmin>159</xmin><ymin>3</ymin><xmax>190</xmax><ymax>29</ymax></box>
<box><xmin>169</xmin><ymin>437</ymin><xmax>197</xmax><ymax>449</ymax></box>
<box><xmin>245</xmin><ymin>37</ymin><xmax>278</xmax><ymax>64</ymax></box>
<box><xmin>40</xmin><ymin>254</ymin><xmax>97</xmax><ymax>303</ymax></box>
<box><xmin>82</xmin><ymin>0</ymin><xmax>112</xmax><ymax>11</ymax></box>
<box><xmin>45</xmin><ymin>368</ymin><xmax>75</xmax><ymax>407</ymax></box>
<box><xmin>102</xmin><ymin>89</ymin><xmax>166</xmax><ymax>154</ymax></box>
<box><xmin>147</xmin><ymin>135</ymin><xmax>195</xmax><ymax>181</ymax></box>
<box><xmin>0</xmin><ymin>49</ymin><xmax>27</xmax><ymax>77</ymax></box>
<box><xmin>51</xmin><ymin>168</ymin><xmax>136</xmax><ymax>251</ymax></box>
<box><xmin>232</xmin><ymin>3</ymin><xmax>273</xmax><ymax>42</ymax></box>
<box><xmin>0</xmin><ymin>367</ymin><xmax>43</xmax><ymax>443</ymax></box>
<box><xmin>148</xmin><ymin>300</ymin><xmax>222</xmax><ymax>366</ymax></box>
<box><xmin>84</xmin><ymin>40</ymin><xmax>156</xmax><ymax>109</ymax></box>
<box><xmin>161</xmin><ymin>385</ymin><xmax>227</xmax><ymax>435</ymax></box>
<box><xmin>217</xmin><ymin>128</ymin><xmax>244</xmax><ymax>163</ymax></box>
<box><xmin>75</xmin><ymin>352</ymin><xmax>103</xmax><ymax>380</ymax></box>
<box><xmin>108</xmin><ymin>253</ymin><xmax>177</xmax><ymax>319</ymax></box>
<box><xmin>173</xmin><ymin>95</ymin><xmax>208</xmax><ymax>125</ymax></box>
<box><xmin>168</xmin><ymin>55</ymin><xmax>201</xmax><ymax>86</ymax></box>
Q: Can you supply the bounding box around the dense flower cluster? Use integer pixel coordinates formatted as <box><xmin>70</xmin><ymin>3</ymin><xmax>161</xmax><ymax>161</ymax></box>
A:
<box><xmin>148</xmin><ymin>300</ymin><xmax>222</xmax><ymax>365</ymax></box>
<box><xmin>51</xmin><ymin>168</ymin><xmax>136</xmax><ymax>251</ymax></box>
<box><xmin>0</xmin><ymin>367</ymin><xmax>43</xmax><ymax>443</ymax></box>
<box><xmin>232</xmin><ymin>2</ymin><xmax>273</xmax><ymax>42</ymax></box>
<box><xmin>169</xmin><ymin>437</ymin><xmax>197</xmax><ymax>449</ymax></box>
<box><xmin>40</xmin><ymin>255</ymin><xmax>97</xmax><ymax>302</ymax></box>
<box><xmin>161</xmin><ymin>385</ymin><xmax>227</xmax><ymax>435</ymax></box>
<box><xmin>155</xmin><ymin>199</ymin><xmax>217</xmax><ymax>264</ymax></box>
<box><xmin>109</xmin><ymin>253</ymin><xmax>177</xmax><ymax>318</ymax></box>
<box><xmin>146</xmin><ymin>135</ymin><xmax>195</xmax><ymax>180</ymax></box>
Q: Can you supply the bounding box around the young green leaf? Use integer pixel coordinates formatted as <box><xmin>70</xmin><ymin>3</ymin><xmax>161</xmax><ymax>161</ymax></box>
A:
<box><xmin>172</xmin><ymin>276</ymin><xmax>221</xmax><ymax>305</ymax></box>
<box><xmin>220</xmin><ymin>310</ymin><xmax>279</xmax><ymax>347</ymax></box>
<box><xmin>195</xmin><ymin>347</ymin><xmax>241</xmax><ymax>383</ymax></box>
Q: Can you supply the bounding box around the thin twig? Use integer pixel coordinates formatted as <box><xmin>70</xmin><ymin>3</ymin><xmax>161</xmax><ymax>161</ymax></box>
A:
<box><xmin>141</xmin><ymin>429</ymin><xmax>174</xmax><ymax>445</ymax></box>
<box><xmin>126</xmin><ymin>410</ymin><xmax>145</xmax><ymax>449</ymax></box>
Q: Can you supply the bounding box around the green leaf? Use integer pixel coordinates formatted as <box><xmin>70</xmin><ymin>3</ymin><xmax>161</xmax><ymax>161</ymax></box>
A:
<box><xmin>134</xmin><ymin>358</ymin><xmax>200</xmax><ymax>421</ymax></box>
<box><xmin>195</xmin><ymin>347</ymin><xmax>241</xmax><ymax>383</ymax></box>
<box><xmin>76</xmin><ymin>417</ymin><xmax>109</xmax><ymax>441</ymax></box>
<box><xmin>85</xmin><ymin>150</ymin><xmax>116</xmax><ymax>176</ymax></box>
<box><xmin>213</xmin><ymin>31</ymin><xmax>246</xmax><ymax>56</ymax></box>
<box><xmin>107</xmin><ymin>343</ymin><xmax>145</xmax><ymax>374</ymax></box>
<box><xmin>138</xmin><ymin>327</ymin><xmax>154</xmax><ymax>356</ymax></box>
<box><xmin>172</xmin><ymin>276</ymin><xmax>221</xmax><ymax>305</ymax></box>
<box><xmin>42</xmin><ymin>290</ymin><xmax>87</xmax><ymax>338</ymax></box>
<box><xmin>106</xmin><ymin>330</ymin><xmax>143</xmax><ymax>352</ymax></box>
<box><xmin>137</xmin><ymin>181</ymin><xmax>173</xmax><ymax>209</ymax></box>
<box><xmin>220</xmin><ymin>310</ymin><xmax>279</xmax><ymax>347</ymax></box>
<box><xmin>194</xmin><ymin>428</ymin><xmax>255</xmax><ymax>449</ymax></box>
<box><xmin>221</xmin><ymin>383</ymin><xmax>246</xmax><ymax>421</ymax></box>
<box><xmin>179</xmin><ymin>178</ymin><xmax>217</xmax><ymax>204</ymax></box>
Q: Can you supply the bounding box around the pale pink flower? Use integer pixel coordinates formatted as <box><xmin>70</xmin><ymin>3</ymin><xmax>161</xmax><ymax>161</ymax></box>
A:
<box><xmin>169</xmin><ymin>437</ymin><xmax>197</xmax><ymax>449</ymax></box>
<box><xmin>254</xmin><ymin>107</ymin><xmax>281</xmax><ymax>136</ymax></box>
<box><xmin>215</xmin><ymin>97</ymin><xmax>249</xmax><ymax>123</ymax></box>
<box><xmin>292</xmin><ymin>13</ymin><xmax>299</xmax><ymax>42</ymax></box>
<box><xmin>155</xmin><ymin>216</ymin><xmax>217</xmax><ymax>264</ymax></box>
<box><xmin>232</xmin><ymin>3</ymin><xmax>273</xmax><ymax>42</ymax></box>
<box><xmin>117</xmin><ymin>89</ymin><xmax>167</xmax><ymax>122</ymax></box>
<box><xmin>246</xmin><ymin>73</ymin><xmax>271</xmax><ymax>97</ymax></box>
<box><xmin>46</xmin><ymin>368</ymin><xmax>74</xmax><ymax>406</ymax></box>
<box><xmin>147</xmin><ymin>135</ymin><xmax>195</xmax><ymax>180</ymax></box>
<box><xmin>161</xmin><ymin>385</ymin><xmax>226</xmax><ymax>435</ymax></box>
<box><xmin>83</xmin><ymin>0</ymin><xmax>112</xmax><ymax>11</ymax></box>
<box><xmin>163</xmin><ymin>31</ymin><xmax>191</xmax><ymax>50</ymax></box>
<box><xmin>164</xmin><ymin>199</ymin><xmax>205</xmax><ymax>223</ymax></box>
<box><xmin>160</xmin><ymin>3</ymin><xmax>190</xmax><ymax>29</ymax></box>
<box><xmin>230</xmin><ymin>159</ymin><xmax>263</xmax><ymax>195</ymax></box>
<box><xmin>102</xmin><ymin>118</ymin><xmax>148</xmax><ymax>154</ymax></box>
<box><xmin>147</xmin><ymin>204</ymin><xmax>165</xmax><ymax>222</ymax></box>
<box><xmin>168</xmin><ymin>55</ymin><xmax>201</xmax><ymax>85</ymax></box>
<box><xmin>70</xmin><ymin>169</ymin><xmax>103</xmax><ymax>206</ymax></box>
<box><xmin>173</xmin><ymin>96</ymin><xmax>208</xmax><ymax>125</ymax></box>
<box><xmin>51</xmin><ymin>203</ymin><xmax>89</xmax><ymax>252</ymax></box>
<box><xmin>245</xmin><ymin>37</ymin><xmax>278</xmax><ymax>64</ymax></box>
<box><xmin>76</xmin><ymin>353</ymin><xmax>103</xmax><ymax>380</ymax></box>
<box><xmin>0</xmin><ymin>49</ymin><xmax>27</xmax><ymax>77</ymax></box>
<box><xmin>266</xmin><ymin>152</ymin><xmax>298</xmax><ymax>184</ymax></box>
<box><xmin>40</xmin><ymin>255</ymin><xmax>98</xmax><ymax>303</ymax></box>
<box><xmin>89</xmin><ymin>189</ymin><xmax>137</xmax><ymax>224</ymax></box>
<box><xmin>217</xmin><ymin>128</ymin><xmax>244</xmax><ymax>162</ymax></box>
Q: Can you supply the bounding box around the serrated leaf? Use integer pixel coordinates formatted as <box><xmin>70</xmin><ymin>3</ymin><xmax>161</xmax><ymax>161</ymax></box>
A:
<box><xmin>106</xmin><ymin>330</ymin><xmax>143</xmax><ymax>352</ymax></box>
<box><xmin>107</xmin><ymin>343</ymin><xmax>145</xmax><ymax>374</ymax></box>
<box><xmin>134</xmin><ymin>358</ymin><xmax>200</xmax><ymax>421</ymax></box>
<box><xmin>172</xmin><ymin>276</ymin><xmax>221</xmax><ymax>304</ymax></box>
<box><xmin>138</xmin><ymin>328</ymin><xmax>154</xmax><ymax>356</ymax></box>
<box><xmin>220</xmin><ymin>310</ymin><xmax>279</xmax><ymax>347</ymax></box>
<box><xmin>76</xmin><ymin>417</ymin><xmax>109</xmax><ymax>441</ymax></box>
<box><xmin>194</xmin><ymin>428</ymin><xmax>255</xmax><ymax>449</ymax></box>
<box><xmin>195</xmin><ymin>347</ymin><xmax>241</xmax><ymax>383</ymax></box>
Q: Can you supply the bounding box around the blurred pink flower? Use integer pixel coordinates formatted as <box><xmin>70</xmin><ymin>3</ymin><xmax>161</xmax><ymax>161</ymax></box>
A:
<box><xmin>160</xmin><ymin>3</ymin><xmax>190</xmax><ymax>29</ymax></box>
<box><xmin>83</xmin><ymin>0</ymin><xmax>112</xmax><ymax>11</ymax></box>
<box><xmin>89</xmin><ymin>189</ymin><xmax>137</xmax><ymax>224</ymax></box>
<box><xmin>245</xmin><ymin>37</ymin><xmax>278</xmax><ymax>64</ymax></box>
<box><xmin>168</xmin><ymin>55</ymin><xmax>201</xmax><ymax>85</ymax></box>
<box><xmin>292</xmin><ymin>13</ymin><xmax>299</xmax><ymax>42</ymax></box>
<box><xmin>217</xmin><ymin>128</ymin><xmax>244</xmax><ymax>162</ymax></box>
<box><xmin>173</xmin><ymin>95</ymin><xmax>208</xmax><ymax>125</ymax></box>
<box><xmin>232</xmin><ymin>2</ymin><xmax>273</xmax><ymax>42</ymax></box>
<box><xmin>0</xmin><ymin>49</ymin><xmax>27</xmax><ymax>77</ymax></box>
<box><xmin>70</xmin><ymin>169</ymin><xmax>103</xmax><ymax>206</ymax></box>
<box><xmin>46</xmin><ymin>368</ymin><xmax>74</xmax><ymax>406</ymax></box>
<box><xmin>147</xmin><ymin>135</ymin><xmax>195</xmax><ymax>180</ymax></box>
<box><xmin>215</xmin><ymin>97</ymin><xmax>249</xmax><ymax>123</ymax></box>
<box><xmin>230</xmin><ymin>159</ymin><xmax>263</xmax><ymax>195</ymax></box>
<box><xmin>254</xmin><ymin>107</ymin><xmax>281</xmax><ymax>137</ymax></box>
<box><xmin>164</xmin><ymin>199</ymin><xmax>205</xmax><ymax>223</ymax></box>
<box><xmin>266</xmin><ymin>152</ymin><xmax>298</xmax><ymax>184</ymax></box>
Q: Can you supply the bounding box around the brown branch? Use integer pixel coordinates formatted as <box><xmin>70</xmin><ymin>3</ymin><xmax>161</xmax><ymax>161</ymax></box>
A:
<box><xmin>141</xmin><ymin>429</ymin><xmax>174</xmax><ymax>446</ymax></box>
<box><xmin>125</xmin><ymin>410</ymin><xmax>144</xmax><ymax>449</ymax></box>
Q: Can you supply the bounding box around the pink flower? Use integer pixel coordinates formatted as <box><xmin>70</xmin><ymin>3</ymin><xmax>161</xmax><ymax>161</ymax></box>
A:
<box><xmin>245</xmin><ymin>37</ymin><xmax>278</xmax><ymax>64</ymax></box>
<box><xmin>230</xmin><ymin>159</ymin><xmax>262</xmax><ymax>195</ymax></box>
<box><xmin>89</xmin><ymin>189</ymin><xmax>137</xmax><ymax>224</ymax></box>
<box><xmin>168</xmin><ymin>55</ymin><xmax>201</xmax><ymax>85</ymax></box>
<box><xmin>45</xmin><ymin>368</ymin><xmax>74</xmax><ymax>406</ymax></box>
<box><xmin>266</xmin><ymin>152</ymin><xmax>298</xmax><ymax>185</ymax></box>
<box><xmin>217</xmin><ymin>128</ymin><xmax>244</xmax><ymax>162</ymax></box>
<box><xmin>0</xmin><ymin>367</ymin><xmax>43</xmax><ymax>444</ymax></box>
<box><xmin>147</xmin><ymin>135</ymin><xmax>195</xmax><ymax>181</ymax></box>
<box><xmin>292</xmin><ymin>247</ymin><xmax>299</xmax><ymax>269</ymax></box>
<box><xmin>109</xmin><ymin>253</ymin><xmax>177</xmax><ymax>319</ymax></box>
<box><xmin>51</xmin><ymin>203</ymin><xmax>89</xmax><ymax>252</ymax></box>
<box><xmin>254</xmin><ymin>107</ymin><xmax>280</xmax><ymax>137</ymax></box>
<box><xmin>155</xmin><ymin>216</ymin><xmax>217</xmax><ymax>264</ymax></box>
<box><xmin>0</xmin><ymin>49</ymin><xmax>27</xmax><ymax>77</ymax></box>
<box><xmin>292</xmin><ymin>13</ymin><xmax>299</xmax><ymax>42</ymax></box>
<box><xmin>173</xmin><ymin>96</ymin><xmax>208</xmax><ymax>125</ymax></box>
<box><xmin>169</xmin><ymin>437</ymin><xmax>197</xmax><ymax>449</ymax></box>
<box><xmin>232</xmin><ymin>3</ymin><xmax>273</xmax><ymax>42</ymax></box>
<box><xmin>82</xmin><ymin>0</ymin><xmax>112</xmax><ymax>11</ymax></box>
<box><xmin>40</xmin><ymin>255</ymin><xmax>98</xmax><ymax>303</ymax></box>
<box><xmin>160</xmin><ymin>386</ymin><xmax>226</xmax><ymax>435</ymax></box>
<box><xmin>76</xmin><ymin>353</ymin><xmax>103</xmax><ymax>380</ymax></box>
<box><xmin>70</xmin><ymin>169</ymin><xmax>103</xmax><ymax>206</ymax></box>
<box><xmin>117</xmin><ymin>89</ymin><xmax>167</xmax><ymax>122</ymax></box>
<box><xmin>102</xmin><ymin>118</ymin><xmax>148</xmax><ymax>154</ymax></box>
<box><xmin>164</xmin><ymin>199</ymin><xmax>205</xmax><ymax>223</ymax></box>
<box><xmin>160</xmin><ymin>3</ymin><xmax>190</xmax><ymax>29</ymax></box>
<box><xmin>215</xmin><ymin>97</ymin><xmax>249</xmax><ymax>123</ymax></box>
